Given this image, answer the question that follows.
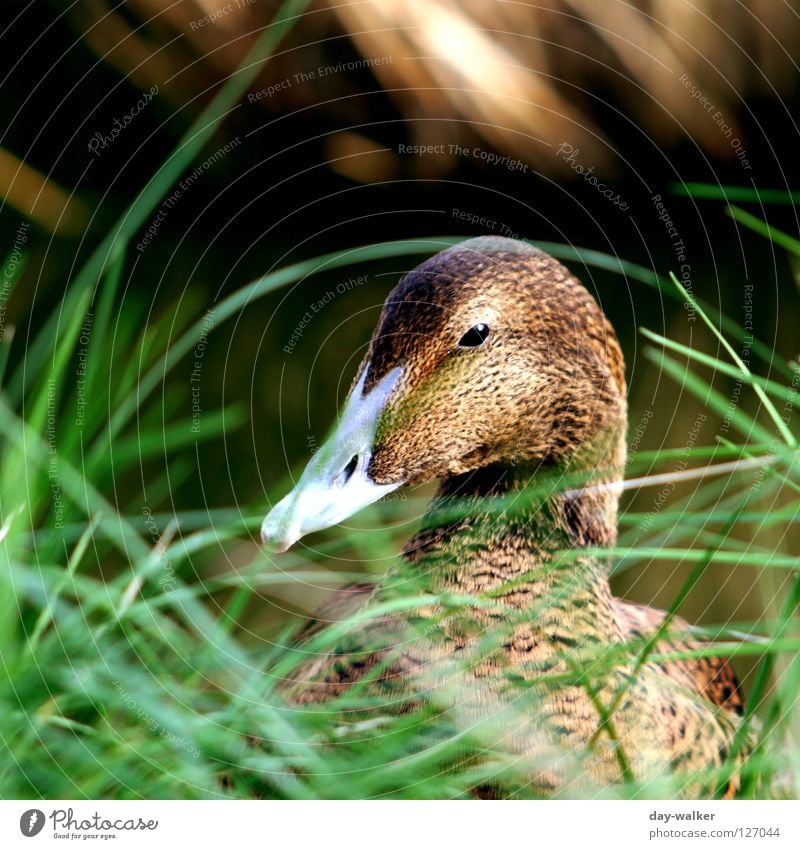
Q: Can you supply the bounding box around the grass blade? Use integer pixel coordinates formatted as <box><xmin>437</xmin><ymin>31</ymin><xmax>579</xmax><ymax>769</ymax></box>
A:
<box><xmin>668</xmin><ymin>272</ymin><xmax>796</xmax><ymax>447</ymax></box>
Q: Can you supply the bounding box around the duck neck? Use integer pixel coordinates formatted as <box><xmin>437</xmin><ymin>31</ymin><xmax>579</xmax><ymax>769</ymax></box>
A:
<box><xmin>402</xmin><ymin>458</ymin><xmax>623</xmax><ymax>639</ymax></box>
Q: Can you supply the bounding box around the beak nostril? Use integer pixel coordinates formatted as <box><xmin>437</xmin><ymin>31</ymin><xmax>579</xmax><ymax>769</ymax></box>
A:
<box><xmin>259</xmin><ymin>364</ymin><xmax>403</xmax><ymax>548</ymax></box>
<box><xmin>333</xmin><ymin>454</ymin><xmax>361</xmax><ymax>488</ymax></box>
<box><xmin>339</xmin><ymin>454</ymin><xmax>359</xmax><ymax>485</ymax></box>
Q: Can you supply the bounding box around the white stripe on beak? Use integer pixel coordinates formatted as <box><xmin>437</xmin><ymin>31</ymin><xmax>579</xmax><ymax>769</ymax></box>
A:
<box><xmin>261</xmin><ymin>364</ymin><xmax>404</xmax><ymax>552</ymax></box>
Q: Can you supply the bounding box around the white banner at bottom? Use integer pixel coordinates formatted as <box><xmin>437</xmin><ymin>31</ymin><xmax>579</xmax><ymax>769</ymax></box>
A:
<box><xmin>1</xmin><ymin>799</ymin><xmax>797</xmax><ymax>849</ymax></box>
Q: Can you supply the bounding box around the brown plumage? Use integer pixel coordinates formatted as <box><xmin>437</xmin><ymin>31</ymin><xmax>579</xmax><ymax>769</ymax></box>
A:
<box><xmin>263</xmin><ymin>236</ymin><xmax>751</xmax><ymax>797</ymax></box>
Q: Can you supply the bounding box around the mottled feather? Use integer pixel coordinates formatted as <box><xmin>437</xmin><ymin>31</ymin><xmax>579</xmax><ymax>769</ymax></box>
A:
<box><xmin>277</xmin><ymin>237</ymin><xmax>752</xmax><ymax>796</ymax></box>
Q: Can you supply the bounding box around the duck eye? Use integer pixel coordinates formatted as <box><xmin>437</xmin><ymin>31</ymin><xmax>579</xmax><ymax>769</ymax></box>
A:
<box><xmin>457</xmin><ymin>323</ymin><xmax>490</xmax><ymax>348</ymax></box>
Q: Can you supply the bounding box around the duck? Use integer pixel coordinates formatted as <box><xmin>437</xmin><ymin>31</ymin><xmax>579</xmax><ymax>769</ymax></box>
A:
<box><xmin>261</xmin><ymin>236</ymin><xmax>750</xmax><ymax>797</ymax></box>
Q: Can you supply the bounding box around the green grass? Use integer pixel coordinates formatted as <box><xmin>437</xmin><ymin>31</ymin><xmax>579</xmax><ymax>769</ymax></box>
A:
<box><xmin>1</xmin><ymin>36</ymin><xmax>798</xmax><ymax>801</ymax></box>
<box><xmin>670</xmin><ymin>183</ymin><xmax>800</xmax><ymax>205</ymax></box>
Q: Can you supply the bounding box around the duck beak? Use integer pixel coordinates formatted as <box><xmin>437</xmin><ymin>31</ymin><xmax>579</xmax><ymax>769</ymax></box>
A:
<box><xmin>261</xmin><ymin>364</ymin><xmax>404</xmax><ymax>552</ymax></box>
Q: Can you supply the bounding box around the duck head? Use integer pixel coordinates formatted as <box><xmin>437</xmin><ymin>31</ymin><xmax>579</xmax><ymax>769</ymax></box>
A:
<box><xmin>261</xmin><ymin>237</ymin><xmax>626</xmax><ymax>551</ymax></box>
